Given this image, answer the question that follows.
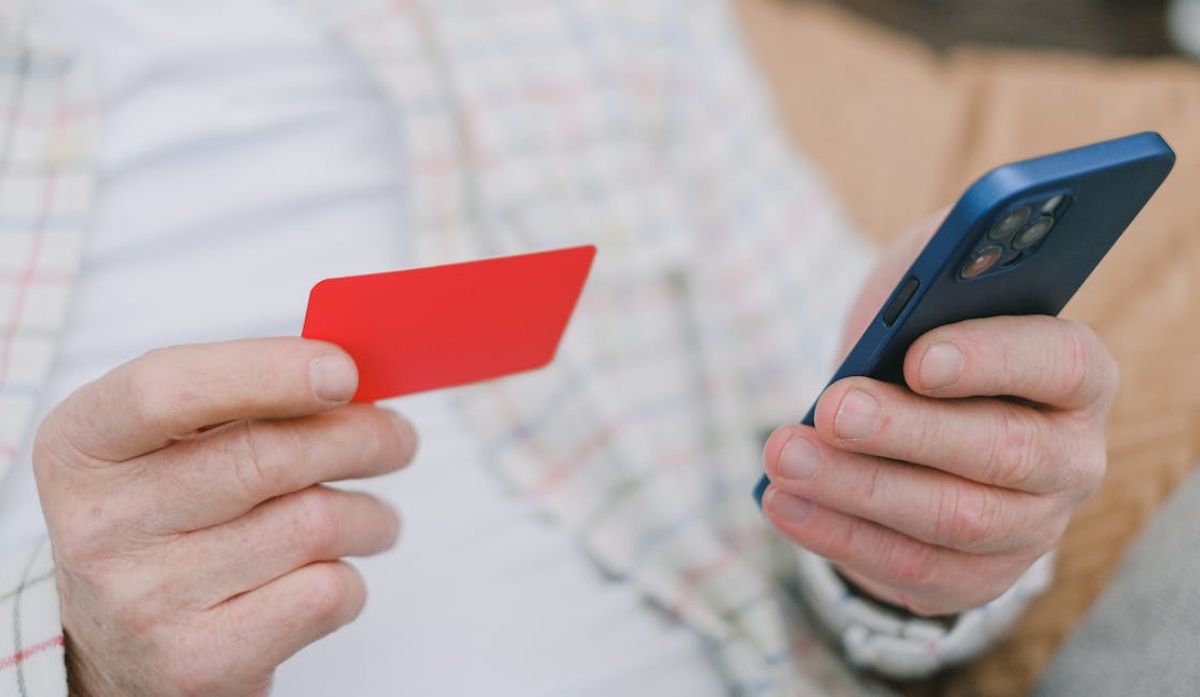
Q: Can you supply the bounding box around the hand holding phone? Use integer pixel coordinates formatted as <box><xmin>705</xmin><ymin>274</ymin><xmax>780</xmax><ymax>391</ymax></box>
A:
<box><xmin>757</xmin><ymin>132</ymin><xmax>1174</xmax><ymax>617</ymax></box>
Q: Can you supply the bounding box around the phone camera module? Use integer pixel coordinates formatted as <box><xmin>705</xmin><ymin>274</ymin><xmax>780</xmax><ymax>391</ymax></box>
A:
<box><xmin>960</xmin><ymin>245</ymin><xmax>1004</xmax><ymax>279</ymax></box>
<box><xmin>988</xmin><ymin>205</ymin><xmax>1032</xmax><ymax>241</ymax></box>
<box><xmin>1013</xmin><ymin>215</ymin><xmax>1055</xmax><ymax>250</ymax></box>
<box><xmin>1042</xmin><ymin>194</ymin><xmax>1066</xmax><ymax>215</ymax></box>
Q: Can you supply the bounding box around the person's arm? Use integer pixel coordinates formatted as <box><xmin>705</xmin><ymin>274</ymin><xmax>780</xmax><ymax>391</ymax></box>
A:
<box><xmin>739</xmin><ymin>1</ymin><xmax>1200</xmax><ymax>686</ymax></box>
<box><xmin>659</xmin><ymin>3</ymin><xmax>1116</xmax><ymax>674</ymax></box>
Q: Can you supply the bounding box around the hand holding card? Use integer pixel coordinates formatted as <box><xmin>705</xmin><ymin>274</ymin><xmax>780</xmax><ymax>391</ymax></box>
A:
<box><xmin>302</xmin><ymin>245</ymin><xmax>596</xmax><ymax>402</ymax></box>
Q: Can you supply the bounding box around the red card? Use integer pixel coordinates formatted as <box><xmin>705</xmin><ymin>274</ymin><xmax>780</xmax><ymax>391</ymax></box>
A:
<box><xmin>302</xmin><ymin>245</ymin><xmax>596</xmax><ymax>402</ymax></box>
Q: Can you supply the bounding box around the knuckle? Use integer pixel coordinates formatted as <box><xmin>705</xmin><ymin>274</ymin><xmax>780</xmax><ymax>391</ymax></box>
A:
<box><xmin>125</xmin><ymin>356</ymin><xmax>189</xmax><ymax>440</ymax></box>
<box><xmin>987</xmin><ymin>407</ymin><xmax>1041</xmax><ymax>489</ymax></box>
<box><xmin>292</xmin><ymin>489</ymin><xmax>341</xmax><ymax>559</ymax></box>
<box><xmin>35</xmin><ymin>385</ymin><xmax>124</xmax><ymax>473</ymax></box>
<box><xmin>230</xmin><ymin>422</ymin><xmax>294</xmax><ymax>502</ymax></box>
<box><xmin>878</xmin><ymin>540</ymin><xmax>938</xmax><ymax>589</ymax></box>
<box><xmin>935</xmin><ymin>486</ymin><xmax>1003</xmax><ymax>552</ymax></box>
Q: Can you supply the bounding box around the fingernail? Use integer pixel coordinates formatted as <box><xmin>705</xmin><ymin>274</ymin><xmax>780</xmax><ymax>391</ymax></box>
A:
<box><xmin>835</xmin><ymin>389</ymin><xmax>880</xmax><ymax>440</ymax></box>
<box><xmin>310</xmin><ymin>354</ymin><xmax>358</xmax><ymax>402</ymax></box>
<box><xmin>920</xmin><ymin>342</ymin><xmax>964</xmax><ymax>391</ymax></box>
<box><xmin>779</xmin><ymin>437</ymin><xmax>819</xmax><ymax>481</ymax></box>
<box><xmin>769</xmin><ymin>490</ymin><xmax>813</xmax><ymax>524</ymax></box>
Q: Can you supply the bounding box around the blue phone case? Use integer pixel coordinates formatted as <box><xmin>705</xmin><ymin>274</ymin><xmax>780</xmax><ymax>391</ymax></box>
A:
<box><xmin>753</xmin><ymin>131</ymin><xmax>1175</xmax><ymax>505</ymax></box>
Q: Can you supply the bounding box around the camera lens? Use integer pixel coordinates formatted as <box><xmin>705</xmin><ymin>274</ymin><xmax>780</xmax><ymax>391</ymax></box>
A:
<box><xmin>989</xmin><ymin>205</ymin><xmax>1032</xmax><ymax>241</ymax></box>
<box><xmin>1013</xmin><ymin>215</ymin><xmax>1054</xmax><ymax>250</ymax></box>
<box><xmin>961</xmin><ymin>245</ymin><xmax>1003</xmax><ymax>279</ymax></box>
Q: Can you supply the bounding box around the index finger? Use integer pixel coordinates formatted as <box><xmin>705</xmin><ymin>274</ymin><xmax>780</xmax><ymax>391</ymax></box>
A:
<box><xmin>905</xmin><ymin>316</ymin><xmax>1119</xmax><ymax>413</ymax></box>
<box><xmin>52</xmin><ymin>338</ymin><xmax>359</xmax><ymax>463</ymax></box>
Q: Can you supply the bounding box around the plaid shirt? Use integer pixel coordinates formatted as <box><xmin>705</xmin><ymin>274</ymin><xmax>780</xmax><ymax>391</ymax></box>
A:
<box><xmin>0</xmin><ymin>0</ymin><xmax>1035</xmax><ymax>694</ymax></box>
<box><xmin>0</xmin><ymin>2</ymin><xmax>95</xmax><ymax>694</ymax></box>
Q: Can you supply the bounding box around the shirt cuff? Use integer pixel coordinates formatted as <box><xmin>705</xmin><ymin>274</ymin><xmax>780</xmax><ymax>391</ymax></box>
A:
<box><xmin>795</xmin><ymin>548</ymin><xmax>1055</xmax><ymax>679</ymax></box>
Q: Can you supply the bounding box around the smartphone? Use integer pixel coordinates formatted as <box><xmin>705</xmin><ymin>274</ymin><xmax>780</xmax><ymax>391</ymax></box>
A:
<box><xmin>753</xmin><ymin>131</ymin><xmax>1175</xmax><ymax>504</ymax></box>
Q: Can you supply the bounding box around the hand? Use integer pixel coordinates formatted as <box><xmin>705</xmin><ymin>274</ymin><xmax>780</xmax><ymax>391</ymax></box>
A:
<box><xmin>33</xmin><ymin>339</ymin><xmax>417</xmax><ymax>696</ymax></box>
<box><xmin>760</xmin><ymin>214</ymin><xmax>1116</xmax><ymax>616</ymax></box>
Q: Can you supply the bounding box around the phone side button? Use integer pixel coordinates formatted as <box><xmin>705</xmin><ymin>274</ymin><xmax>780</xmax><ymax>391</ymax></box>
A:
<box><xmin>882</xmin><ymin>276</ymin><xmax>920</xmax><ymax>327</ymax></box>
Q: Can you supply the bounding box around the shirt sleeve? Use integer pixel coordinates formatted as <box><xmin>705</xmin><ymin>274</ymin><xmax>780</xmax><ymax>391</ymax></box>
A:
<box><xmin>798</xmin><ymin>549</ymin><xmax>1056</xmax><ymax>678</ymax></box>
<box><xmin>0</xmin><ymin>539</ymin><xmax>66</xmax><ymax>697</ymax></box>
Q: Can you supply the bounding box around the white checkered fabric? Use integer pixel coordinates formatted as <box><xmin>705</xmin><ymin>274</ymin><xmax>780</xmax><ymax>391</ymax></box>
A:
<box><xmin>0</xmin><ymin>2</ymin><xmax>97</xmax><ymax>694</ymax></box>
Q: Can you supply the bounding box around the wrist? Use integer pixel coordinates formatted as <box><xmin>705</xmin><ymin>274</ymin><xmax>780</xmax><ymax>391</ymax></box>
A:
<box><xmin>795</xmin><ymin>549</ymin><xmax>1056</xmax><ymax>679</ymax></box>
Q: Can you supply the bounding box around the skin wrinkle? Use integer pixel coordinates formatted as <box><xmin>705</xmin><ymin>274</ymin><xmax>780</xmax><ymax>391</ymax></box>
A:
<box><xmin>936</xmin><ymin>480</ymin><xmax>1002</xmax><ymax>553</ymax></box>
<box><xmin>36</xmin><ymin>338</ymin><xmax>411</xmax><ymax>695</ymax></box>
<box><xmin>989</xmin><ymin>403</ymin><xmax>1044</xmax><ymax>492</ymax></box>
<box><xmin>767</xmin><ymin>303</ymin><xmax>1115</xmax><ymax>617</ymax></box>
<box><xmin>858</xmin><ymin>452</ymin><xmax>889</xmax><ymax>513</ymax></box>
<box><xmin>232</xmin><ymin>420</ymin><xmax>274</xmax><ymax>511</ymax></box>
